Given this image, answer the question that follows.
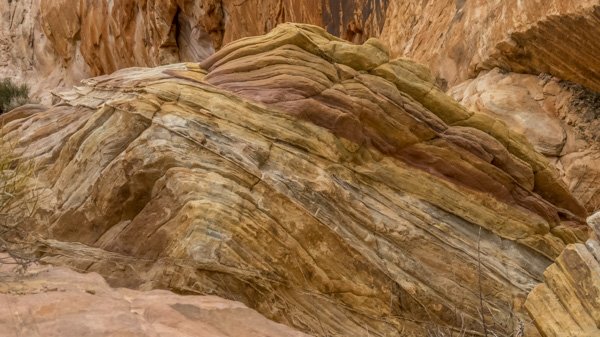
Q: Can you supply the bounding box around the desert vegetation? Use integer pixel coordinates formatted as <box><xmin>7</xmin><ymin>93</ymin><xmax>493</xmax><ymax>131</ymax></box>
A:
<box><xmin>0</xmin><ymin>78</ymin><xmax>30</xmax><ymax>114</ymax></box>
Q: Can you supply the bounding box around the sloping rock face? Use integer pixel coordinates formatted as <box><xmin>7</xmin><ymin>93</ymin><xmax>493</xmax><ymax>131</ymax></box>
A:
<box><xmin>0</xmin><ymin>258</ymin><xmax>312</xmax><ymax>337</ymax></box>
<box><xmin>1</xmin><ymin>24</ymin><xmax>590</xmax><ymax>337</ymax></box>
<box><xmin>380</xmin><ymin>1</ymin><xmax>600</xmax><ymax>91</ymax></box>
<box><xmin>525</xmin><ymin>212</ymin><xmax>600</xmax><ymax>337</ymax></box>
<box><xmin>451</xmin><ymin>70</ymin><xmax>600</xmax><ymax>212</ymax></box>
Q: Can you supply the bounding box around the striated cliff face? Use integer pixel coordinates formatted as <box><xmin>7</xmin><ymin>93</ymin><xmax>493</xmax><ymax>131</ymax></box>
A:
<box><xmin>2</xmin><ymin>1</ymin><xmax>600</xmax><ymax>336</ymax></box>
<box><xmin>0</xmin><ymin>0</ymin><xmax>388</xmax><ymax>103</ymax></box>
<box><xmin>380</xmin><ymin>0</ymin><xmax>600</xmax><ymax>91</ymax></box>
<box><xmin>1</xmin><ymin>24</ymin><xmax>590</xmax><ymax>337</ymax></box>
<box><xmin>525</xmin><ymin>212</ymin><xmax>600</xmax><ymax>337</ymax></box>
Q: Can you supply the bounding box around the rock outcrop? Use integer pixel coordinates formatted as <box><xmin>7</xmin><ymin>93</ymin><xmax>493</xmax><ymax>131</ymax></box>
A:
<box><xmin>380</xmin><ymin>1</ymin><xmax>600</xmax><ymax>91</ymax></box>
<box><xmin>1</xmin><ymin>24</ymin><xmax>590</xmax><ymax>337</ymax></box>
<box><xmin>451</xmin><ymin>70</ymin><xmax>600</xmax><ymax>212</ymax></box>
<box><xmin>0</xmin><ymin>257</ymin><xmax>312</xmax><ymax>337</ymax></box>
<box><xmin>525</xmin><ymin>212</ymin><xmax>600</xmax><ymax>337</ymax></box>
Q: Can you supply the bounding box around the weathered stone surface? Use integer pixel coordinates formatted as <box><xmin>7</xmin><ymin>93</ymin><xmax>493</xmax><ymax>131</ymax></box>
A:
<box><xmin>0</xmin><ymin>257</ymin><xmax>312</xmax><ymax>337</ymax></box>
<box><xmin>220</xmin><ymin>0</ymin><xmax>388</xmax><ymax>45</ymax></box>
<box><xmin>1</xmin><ymin>24</ymin><xmax>590</xmax><ymax>337</ymax></box>
<box><xmin>380</xmin><ymin>1</ymin><xmax>600</xmax><ymax>91</ymax></box>
<box><xmin>451</xmin><ymin>69</ymin><xmax>600</xmax><ymax>212</ymax></box>
<box><xmin>525</xmin><ymin>212</ymin><xmax>600</xmax><ymax>337</ymax></box>
<box><xmin>0</xmin><ymin>0</ymin><xmax>71</xmax><ymax>104</ymax></box>
<box><xmin>0</xmin><ymin>0</ymin><xmax>389</xmax><ymax>104</ymax></box>
<box><xmin>40</xmin><ymin>0</ymin><xmax>219</xmax><ymax>81</ymax></box>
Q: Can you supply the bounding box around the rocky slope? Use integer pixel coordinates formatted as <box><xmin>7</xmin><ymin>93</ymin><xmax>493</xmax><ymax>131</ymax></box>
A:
<box><xmin>1</xmin><ymin>24</ymin><xmax>591</xmax><ymax>337</ymax></box>
<box><xmin>3</xmin><ymin>0</ymin><xmax>598</xmax><ymax>215</ymax></box>
<box><xmin>0</xmin><ymin>256</ymin><xmax>311</xmax><ymax>337</ymax></box>
<box><xmin>525</xmin><ymin>212</ymin><xmax>600</xmax><ymax>337</ymax></box>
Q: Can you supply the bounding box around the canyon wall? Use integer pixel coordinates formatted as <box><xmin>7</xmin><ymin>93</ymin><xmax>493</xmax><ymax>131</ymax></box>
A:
<box><xmin>0</xmin><ymin>0</ymin><xmax>389</xmax><ymax>103</ymax></box>
<box><xmin>380</xmin><ymin>0</ymin><xmax>600</xmax><ymax>91</ymax></box>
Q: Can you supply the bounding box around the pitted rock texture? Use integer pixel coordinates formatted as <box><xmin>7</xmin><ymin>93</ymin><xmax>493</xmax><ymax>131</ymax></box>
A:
<box><xmin>451</xmin><ymin>69</ymin><xmax>600</xmax><ymax>213</ymax></box>
<box><xmin>0</xmin><ymin>259</ymin><xmax>312</xmax><ymax>337</ymax></box>
<box><xmin>1</xmin><ymin>24</ymin><xmax>590</xmax><ymax>337</ymax></box>
<box><xmin>525</xmin><ymin>213</ymin><xmax>600</xmax><ymax>337</ymax></box>
<box><xmin>380</xmin><ymin>1</ymin><xmax>600</xmax><ymax>91</ymax></box>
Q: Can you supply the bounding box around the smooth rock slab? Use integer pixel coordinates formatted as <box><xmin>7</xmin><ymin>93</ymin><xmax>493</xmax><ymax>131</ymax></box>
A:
<box><xmin>0</xmin><ymin>259</ymin><xmax>312</xmax><ymax>337</ymax></box>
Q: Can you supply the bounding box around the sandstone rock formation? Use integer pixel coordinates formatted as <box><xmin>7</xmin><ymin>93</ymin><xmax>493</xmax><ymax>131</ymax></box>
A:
<box><xmin>220</xmin><ymin>0</ymin><xmax>388</xmax><ymax>45</ymax></box>
<box><xmin>0</xmin><ymin>257</ymin><xmax>312</xmax><ymax>337</ymax></box>
<box><xmin>380</xmin><ymin>1</ymin><xmax>600</xmax><ymax>91</ymax></box>
<box><xmin>1</xmin><ymin>24</ymin><xmax>590</xmax><ymax>337</ymax></box>
<box><xmin>0</xmin><ymin>0</ymin><xmax>390</xmax><ymax>104</ymax></box>
<box><xmin>451</xmin><ymin>69</ymin><xmax>600</xmax><ymax>212</ymax></box>
<box><xmin>525</xmin><ymin>212</ymin><xmax>600</xmax><ymax>337</ymax></box>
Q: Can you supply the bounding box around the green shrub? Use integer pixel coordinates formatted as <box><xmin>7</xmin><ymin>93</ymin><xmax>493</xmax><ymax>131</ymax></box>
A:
<box><xmin>0</xmin><ymin>78</ymin><xmax>30</xmax><ymax>114</ymax></box>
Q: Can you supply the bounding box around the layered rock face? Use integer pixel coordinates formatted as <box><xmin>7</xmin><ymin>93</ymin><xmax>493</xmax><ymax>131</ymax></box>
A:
<box><xmin>1</xmin><ymin>24</ymin><xmax>590</xmax><ymax>336</ymax></box>
<box><xmin>380</xmin><ymin>1</ymin><xmax>600</xmax><ymax>91</ymax></box>
<box><xmin>0</xmin><ymin>258</ymin><xmax>311</xmax><ymax>337</ymax></box>
<box><xmin>525</xmin><ymin>213</ymin><xmax>600</xmax><ymax>337</ymax></box>
<box><xmin>451</xmin><ymin>70</ymin><xmax>600</xmax><ymax>212</ymax></box>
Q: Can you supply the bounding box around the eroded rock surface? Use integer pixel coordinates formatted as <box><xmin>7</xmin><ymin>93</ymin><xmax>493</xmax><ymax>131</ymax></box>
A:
<box><xmin>1</xmin><ymin>24</ymin><xmax>590</xmax><ymax>337</ymax></box>
<box><xmin>0</xmin><ymin>0</ymin><xmax>390</xmax><ymax>104</ymax></box>
<box><xmin>0</xmin><ymin>258</ymin><xmax>311</xmax><ymax>337</ymax></box>
<box><xmin>381</xmin><ymin>1</ymin><xmax>600</xmax><ymax>91</ymax></box>
<box><xmin>525</xmin><ymin>212</ymin><xmax>600</xmax><ymax>337</ymax></box>
<box><xmin>451</xmin><ymin>70</ymin><xmax>600</xmax><ymax>213</ymax></box>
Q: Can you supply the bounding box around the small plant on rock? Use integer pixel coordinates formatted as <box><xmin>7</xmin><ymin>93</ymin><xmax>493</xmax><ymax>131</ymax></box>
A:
<box><xmin>0</xmin><ymin>78</ymin><xmax>30</xmax><ymax>114</ymax></box>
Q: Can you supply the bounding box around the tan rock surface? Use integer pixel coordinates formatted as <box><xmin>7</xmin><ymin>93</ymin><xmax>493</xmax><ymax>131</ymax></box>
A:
<box><xmin>0</xmin><ymin>0</ymin><xmax>390</xmax><ymax>104</ymax></box>
<box><xmin>525</xmin><ymin>212</ymin><xmax>600</xmax><ymax>337</ymax></box>
<box><xmin>4</xmin><ymin>0</ymin><xmax>599</xmax><ymax>109</ymax></box>
<box><xmin>220</xmin><ymin>0</ymin><xmax>388</xmax><ymax>45</ymax></box>
<box><xmin>380</xmin><ymin>1</ymin><xmax>600</xmax><ymax>91</ymax></box>
<box><xmin>0</xmin><ymin>257</ymin><xmax>312</xmax><ymax>337</ymax></box>
<box><xmin>451</xmin><ymin>69</ymin><xmax>600</xmax><ymax>212</ymax></box>
<box><xmin>1</xmin><ymin>24</ymin><xmax>590</xmax><ymax>337</ymax></box>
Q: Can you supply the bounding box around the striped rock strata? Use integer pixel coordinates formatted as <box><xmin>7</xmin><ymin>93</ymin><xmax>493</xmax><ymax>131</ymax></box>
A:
<box><xmin>525</xmin><ymin>212</ymin><xmax>600</xmax><ymax>337</ymax></box>
<box><xmin>381</xmin><ymin>1</ymin><xmax>600</xmax><ymax>91</ymax></box>
<box><xmin>451</xmin><ymin>70</ymin><xmax>600</xmax><ymax>213</ymax></box>
<box><xmin>0</xmin><ymin>24</ymin><xmax>590</xmax><ymax>337</ymax></box>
